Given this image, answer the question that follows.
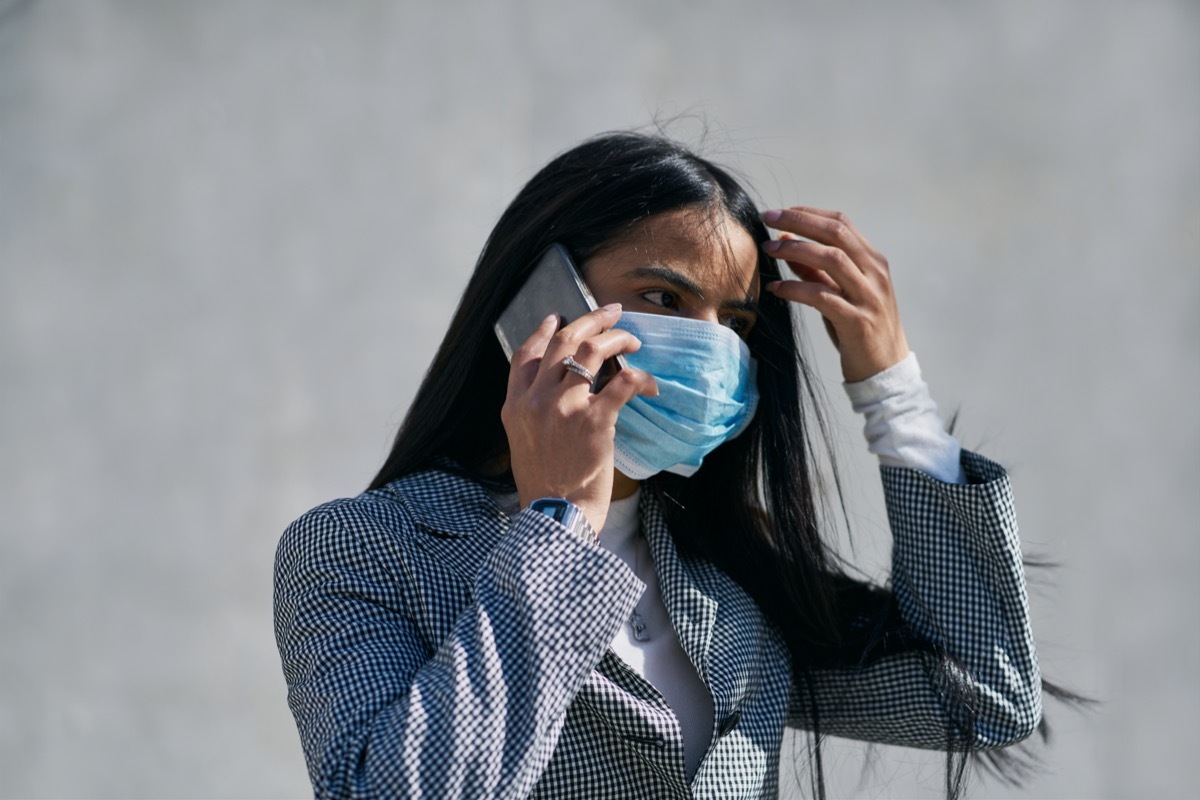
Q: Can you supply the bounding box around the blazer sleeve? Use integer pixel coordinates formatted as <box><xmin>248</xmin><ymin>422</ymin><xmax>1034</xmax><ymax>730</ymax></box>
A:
<box><xmin>273</xmin><ymin>501</ymin><xmax>643</xmax><ymax>799</ymax></box>
<box><xmin>788</xmin><ymin>450</ymin><xmax>1043</xmax><ymax>750</ymax></box>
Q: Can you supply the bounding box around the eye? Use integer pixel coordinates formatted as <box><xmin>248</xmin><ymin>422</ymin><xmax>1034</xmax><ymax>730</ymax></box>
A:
<box><xmin>721</xmin><ymin>315</ymin><xmax>755</xmax><ymax>338</ymax></box>
<box><xmin>641</xmin><ymin>290</ymin><xmax>680</xmax><ymax>311</ymax></box>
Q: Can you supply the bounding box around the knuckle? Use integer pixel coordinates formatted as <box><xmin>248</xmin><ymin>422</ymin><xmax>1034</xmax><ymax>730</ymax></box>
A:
<box><xmin>812</xmin><ymin>289</ymin><xmax>840</xmax><ymax>310</ymax></box>
<box><xmin>585</xmin><ymin>402</ymin><xmax>611</xmax><ymax>423</ymax></box>
<box><xmin>605</xmin><ymin>369</ymin><xmax>638</xmax><ymax>395</ymax></box>
<box><xmin>617</xmin><ymin>369</ymin><xmax>640</xmax><ymax>388</ymax></box>
<box><xmin>826</xmin><ymin>221</ymin><xmax>849</xmax><ymax>243</ymax></box>
<box><xmin>825</xmin><ymin>247</ymin><xmax>852</xmax><ymax>270</ymax></box>
<box><xmin>554</xmin><ymin>328</ymin><xmax>581</xmax><ymax>347</ymax></box>
<box><xmin>845</xmin><ymin>309</ymin><xmax>870</xmax><ymax>331</ymax></box>
<box><xmin>574</xmin><ymin>339</ymin><xmax>600</xmax><ymax>361</ymax></box>
<box><xmin>636</xmin><ymin>372</ymin><xmax>659</xmax><ymax>394</ymax></box>
<box><xmin>556</xmin><ymin>397</ymin><xmax>581</xmax><ymax>419</ymax></box>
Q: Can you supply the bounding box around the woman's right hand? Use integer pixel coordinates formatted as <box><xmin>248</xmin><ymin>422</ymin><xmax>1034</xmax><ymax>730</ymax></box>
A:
<box><xmin>501</xmin><ymin>303</ymin><xmax>658</xmax><ymax>534</ymax></box>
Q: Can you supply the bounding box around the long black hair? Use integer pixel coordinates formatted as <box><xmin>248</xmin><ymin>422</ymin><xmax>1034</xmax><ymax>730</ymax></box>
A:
<box><xmin>369</xmin><ymin>131</ymin><xmax>1070</xmax><ymax>798</ymax></box>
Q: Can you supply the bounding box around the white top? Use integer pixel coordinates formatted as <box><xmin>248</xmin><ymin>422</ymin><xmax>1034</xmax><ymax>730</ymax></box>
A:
<box><xmin>598</xmin><ymin>486</ymin><xmax>713</xmax><ymax>778</ymax></box>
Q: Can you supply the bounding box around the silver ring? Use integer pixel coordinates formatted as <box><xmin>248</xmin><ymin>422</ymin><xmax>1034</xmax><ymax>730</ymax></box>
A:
<box><xmin>561</xmin><ymin>355</ymin><xmax>596</xmax><ymax>384</ymax></box>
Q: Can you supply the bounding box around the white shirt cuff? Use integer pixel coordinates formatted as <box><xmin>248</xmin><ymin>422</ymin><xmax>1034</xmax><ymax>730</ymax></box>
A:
<box><xmin>843</xmin><ymin>352</ymin><xmax>966</xmax><ymax>484</ymax></box>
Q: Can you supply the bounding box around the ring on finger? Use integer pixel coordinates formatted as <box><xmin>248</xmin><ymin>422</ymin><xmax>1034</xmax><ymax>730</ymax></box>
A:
<box><xmin>561</xmin><ymin>355</ymin><xmax>596</xmax><ymax>384</ymax></box>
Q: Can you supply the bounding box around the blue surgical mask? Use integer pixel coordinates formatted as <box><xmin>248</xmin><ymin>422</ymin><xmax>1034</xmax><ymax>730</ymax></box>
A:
<box><xmin>610</xmin><ymin>311</ymin><xmax>759</xmax><ymax>480</ymax></box>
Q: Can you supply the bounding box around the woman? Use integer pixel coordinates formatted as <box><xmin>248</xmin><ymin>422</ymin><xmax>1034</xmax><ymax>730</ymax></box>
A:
<box><xmin>274</xmin><ymin>132</ymin><xmax>1044</xmax><ymax>799</ymax></box>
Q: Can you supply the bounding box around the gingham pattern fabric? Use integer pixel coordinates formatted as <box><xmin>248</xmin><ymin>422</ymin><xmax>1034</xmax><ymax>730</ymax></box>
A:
<box><xmin>274</xmin><ymin>450</ymin><xmax>1040</xmax><ymax>799</ymax></box>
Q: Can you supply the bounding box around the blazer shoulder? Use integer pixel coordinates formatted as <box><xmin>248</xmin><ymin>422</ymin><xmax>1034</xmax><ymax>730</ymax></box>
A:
<box><xmin>274</xmin><ymin>490</ymin><xmax>417</xmax><ymax>578</ymax></box>
<box><xmin>275</xmin><ymin>466</ymin><xmax>506</xmax><ymax>584</ymax></box>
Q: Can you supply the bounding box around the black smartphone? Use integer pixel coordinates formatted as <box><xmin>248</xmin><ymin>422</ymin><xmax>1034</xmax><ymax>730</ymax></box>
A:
<box><xmin>494</xmin><ymin>244</ymin><xmax>627</xmax><ymax>392</ymax></box>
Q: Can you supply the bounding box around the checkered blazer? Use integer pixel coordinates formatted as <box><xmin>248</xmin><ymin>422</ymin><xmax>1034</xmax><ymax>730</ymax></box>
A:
<box><xmin>274</xmin><ymin>450</ymin><xmax>1041</xmax><ymax>799</ymax></box>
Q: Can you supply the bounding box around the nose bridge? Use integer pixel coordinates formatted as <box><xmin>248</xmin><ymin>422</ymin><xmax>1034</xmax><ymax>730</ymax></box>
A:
<box><xmin>688</xmin><ymin>304</ymin><xmax>721</xmax><ymax>325</ymax></box>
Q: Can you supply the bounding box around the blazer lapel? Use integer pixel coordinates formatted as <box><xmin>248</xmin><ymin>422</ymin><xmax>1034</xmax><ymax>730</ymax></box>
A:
<box><xmin>639</xmin><ymin>492</ymin><xmax>771</xmax><ymax>725</ymax></box>
<box><xmin>639</xmin><ymin>493</ymin><xmax>717</xmax><ymax>683</ymax></box>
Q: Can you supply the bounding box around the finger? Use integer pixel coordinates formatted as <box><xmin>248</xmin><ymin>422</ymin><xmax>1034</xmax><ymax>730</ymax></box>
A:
<box><xmin>773</xmin><ymin>232</ymin><xmax>839</xmax><ymax>287</ymax></box>
<box><xmin>538</xmin><ymin>303</ymin><xmax>624</xmax><ymax>374</ymax></box>
<box><xmin>764</xmin><ymin>206</ymin><xmax>882</xmax><ymax>260</ymax></box>
<box><xmin>507</xmin><ymin>313</ymin><xmax>561</xmax><ymax>398</ymax></box>
<box><xmin>783</xmin><ymin>260</ymin><xmax>840</xmax><ymax>293</ymax></box>
<box><xmin>765</xmin><ymin>278</ymin><xmax>843</xmax><ymax>349</ymax></box>
<box><xmin>766</xmin><ymin>279</ymin><xmax>857</xmax><ymax>322</ymax></box>
<box><xmin>761</xmin><ymin>207</ymin><xmax>878</xmax><ymax>272</ymax></box>
<box><xmin>538</xmin><ymin>328</ymin><xmax>643</xmax><ymax>391</ymax></box>
<box><xmin>764</xmin><ymin>238</ymin><xmax>869</xmax><ymax>300</ymax></box>
<box><xmin>591</xmin><ymin>366</ymin><xmax>659</xmax><ymax>417</ymax></box>
<box><xmin>779</xmin><ymin>206</ymin><xmax>884</xmax><ymax>260</ymax></box>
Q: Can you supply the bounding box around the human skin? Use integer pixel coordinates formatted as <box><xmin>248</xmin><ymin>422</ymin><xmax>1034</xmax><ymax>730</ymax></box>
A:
<box><xmin>500</xmin><ymin>205</ymin><xmax>909</xmax><ymax>532</ymax></box>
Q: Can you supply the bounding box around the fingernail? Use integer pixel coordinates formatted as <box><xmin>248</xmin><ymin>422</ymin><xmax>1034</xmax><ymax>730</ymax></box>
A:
<box><xmin>765</xmin><ymin>281</ymin><xmax>781</xmax><ymax>292</ymax></box>
<box><xmin>543</xmin><ymin>313</ymin><xmax>558</xmax><ymax>324</ymax></box>
<box><xmin>762</xmin><ymin>240</ymin><xmax>782</xmax><ymax>252</ymax></box>
<box><xmin>761</xmin><ymin>209</ymin><xmax>782</xmax><ymax>223</ymax></box>
<box><xmin>601</xmin><ymin>303</ymin><xmax>622</xmax><ymax>312</ymax></box>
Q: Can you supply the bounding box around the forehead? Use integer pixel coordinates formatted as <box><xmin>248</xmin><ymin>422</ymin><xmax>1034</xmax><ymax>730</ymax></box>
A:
<box><xmin>585</xmin><ymin>207</ymin><xmax>760</xmax><ymax>294</ymax></box>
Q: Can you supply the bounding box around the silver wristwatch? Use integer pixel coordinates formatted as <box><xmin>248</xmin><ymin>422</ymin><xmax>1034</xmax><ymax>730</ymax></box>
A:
<box><xmin>528</xmin><ymin>497</ymin><xmax>596</xmax><ymax>545</ymax></box>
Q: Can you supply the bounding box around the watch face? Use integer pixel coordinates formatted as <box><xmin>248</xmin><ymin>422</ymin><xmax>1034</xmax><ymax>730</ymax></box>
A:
<box><xmin>530</xmin><ymin>498</ymin><xmax>593</xmax><ymax>544</ymax></box>
<box><xmin>532</xmin><ymin>499</ymin><xmax>568</xmax><ymax>522</ymax></box>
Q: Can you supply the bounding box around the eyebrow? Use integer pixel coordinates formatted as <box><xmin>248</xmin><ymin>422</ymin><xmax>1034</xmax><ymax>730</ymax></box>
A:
<box><xmin>626</xmin><ymin>265</ymin><xmax>760</xmax><ymax>315</ymax></box>
<box><xmin>627</xmin><ymin>265</ymin><xmax>706</xmax><ymax>299</ymax></box>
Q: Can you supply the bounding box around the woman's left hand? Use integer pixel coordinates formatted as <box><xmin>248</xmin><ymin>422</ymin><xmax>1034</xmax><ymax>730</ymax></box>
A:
<box><xmin>761</xmin><ymin>207</ymin><xmax>910</xmax><ymax>383</ymax></box>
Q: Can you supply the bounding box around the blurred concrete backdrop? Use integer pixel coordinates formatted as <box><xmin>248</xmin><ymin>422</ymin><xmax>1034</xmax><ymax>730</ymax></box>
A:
<box><xmin>1</xmin><ymin>1</ymin><xmax>1196</xmax><ymax>797</ymax></box>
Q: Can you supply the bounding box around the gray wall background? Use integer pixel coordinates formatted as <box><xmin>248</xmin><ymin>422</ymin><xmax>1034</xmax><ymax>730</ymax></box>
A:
<box><xmin>1</xmin><ymin>1</ymin><xmax>1196</xmax><ymax>797</ymax></box>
